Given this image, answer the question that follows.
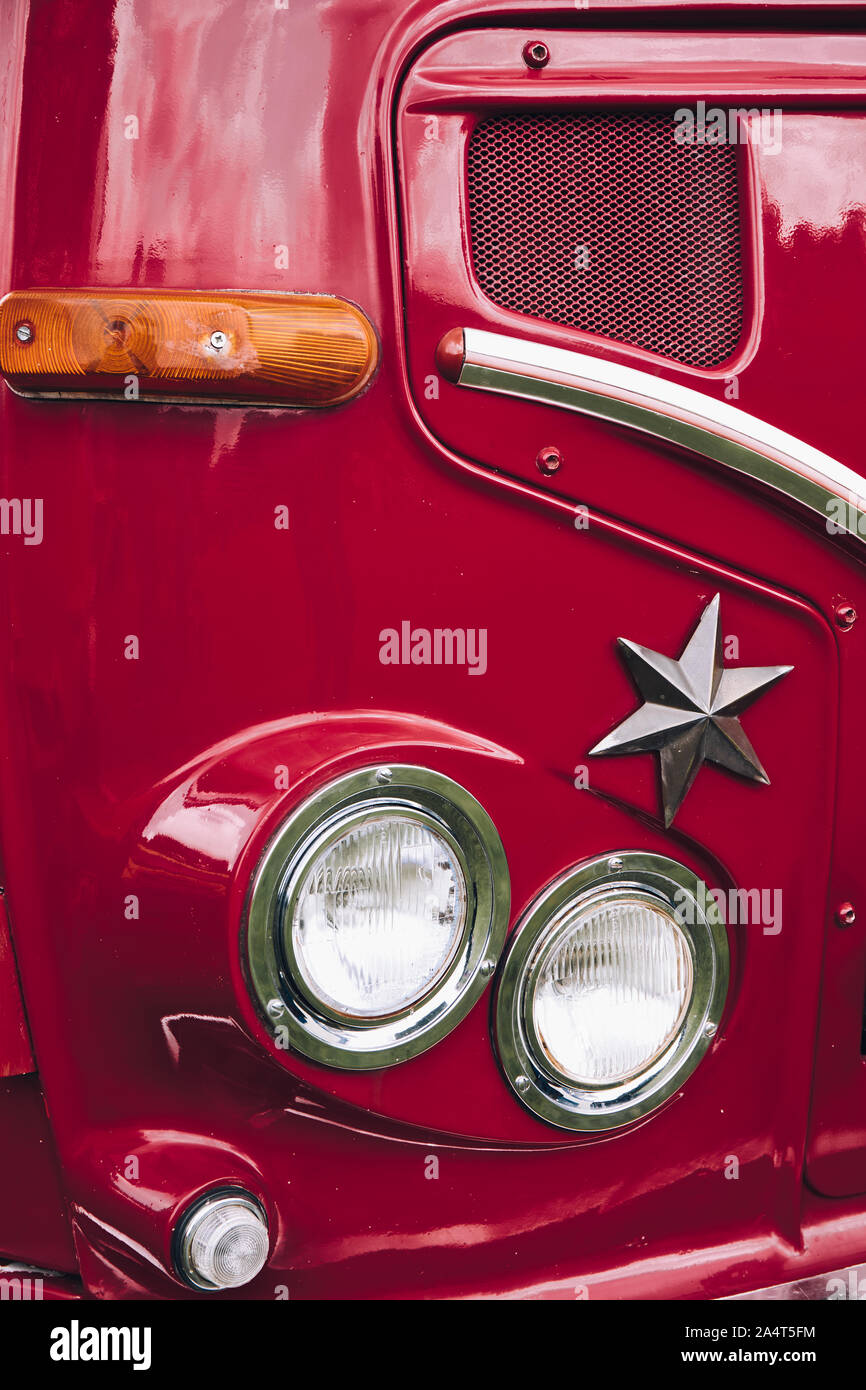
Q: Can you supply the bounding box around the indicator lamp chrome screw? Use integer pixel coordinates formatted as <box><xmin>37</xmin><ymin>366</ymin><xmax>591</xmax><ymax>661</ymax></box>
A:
<box><xmin>15</xmin><ymin>323</ymin><xmax>33</xmax><ymax>343</ymax></box>
<box><xmin>834</xmin><ymin>603</ymin><xmax>857</xmax><ymax>631</ymax></box>
<box><xmin>209</xmin><ymin>330</ymin><xmax>228</xmax><ymax>351</ymax></box>
<box><xmin>836</xmin><ymin>901</ymin><xmax>856</xmax><ymax>928</ymax></box>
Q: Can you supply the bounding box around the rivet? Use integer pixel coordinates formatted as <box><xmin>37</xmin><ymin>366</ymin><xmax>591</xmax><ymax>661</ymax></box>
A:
<box><xmin>515</xmin><ymin>1074</ymin><xmax>530</xmax><ymax>1093</ymax></box>
<box><xmin>209</xmin><ymin>330</ymin><xmax>228</xmax><ymax>351</ymax></box>
<box><xmin>480</xmin><ymin>959</ymin><xmax>495</xmax><ymax>978</ymax></box>
<box><xmin>376</xmin><ymin>767</ymin><xmax>392</xmax><ymax>785</ymax></box>
<box><xmin>834</xmin><ymin>603</ymin><xmax>857</xmax><ymax>631</ymax></box>
<box><xmin>536</xmin><ymin>445</ymin><xmax>562</xmax><ymax>475</ymax></box>
<box><xmin>267</xmin><ymin>998</ymin><xmax>284</xmax><ymax>1017</ymax></box>
<box><xmin>15</xmin><ymin>323</ymin><xmax>32</xmax><ymax>343</ymax></box>
<box><xmin>836</xmin><ymin>901</ymin><xmax>856</xmax><ymax>928</ymax></box>
<box><xmin>607</xmin><ymin>856</ymin><xmax>623</xmax><ymax>873</ymax></box>
<box><xmin>704</xmin><ymin>1021</ymin><xmax>718</xmax><ymax>1039</ymax></box>
<box><xmin>522</xmin><ymin>40</ymin><xmax>550</xmax><ymax>69</ymax></box>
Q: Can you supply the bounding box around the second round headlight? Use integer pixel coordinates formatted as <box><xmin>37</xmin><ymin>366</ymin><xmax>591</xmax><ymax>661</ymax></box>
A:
<box><xmin>495</xmin><ymin>853</ymin><xmax>729</xmax><ymax>1130</ymax></box>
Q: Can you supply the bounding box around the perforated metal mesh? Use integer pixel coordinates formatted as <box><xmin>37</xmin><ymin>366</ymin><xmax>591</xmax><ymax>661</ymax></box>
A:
<box><xmin>467</xmin><ymin>112</ymin><xmax>743</xmax><ymax>368</ymax></box>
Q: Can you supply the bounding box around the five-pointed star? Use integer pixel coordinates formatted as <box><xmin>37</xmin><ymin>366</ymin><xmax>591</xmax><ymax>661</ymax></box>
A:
<box><xmin>589</xmin><ymin>595</ymin><xmax>793</xmax><ymax>827</ymax></box>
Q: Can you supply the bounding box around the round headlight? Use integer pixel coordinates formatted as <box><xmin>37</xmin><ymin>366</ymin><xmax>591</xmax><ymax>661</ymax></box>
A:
<box><xmin>495</xmin><ymin>853</ymin><xmax>728</xmax><ymax>1130</ymax></box>
<box><xmin>289</xmin><ymin>810</ymin><xmax>467</xmax><ymax>1018</ymax></box>
<box><xmin>243</xmin><ymin>765</ymin><xmax>509</xmax><ymax>1069</ymax></box>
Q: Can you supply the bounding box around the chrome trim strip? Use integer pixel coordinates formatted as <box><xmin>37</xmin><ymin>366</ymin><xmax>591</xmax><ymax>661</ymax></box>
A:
<box><xmin>455</xmin><ymin>328</ymin><xmax>866</xmax><ymax>538</ymax></box>
<box><xmin>724</xmin><ymin>1262</ymin><xmax>866</xmax><ymax>1301</ymax></box>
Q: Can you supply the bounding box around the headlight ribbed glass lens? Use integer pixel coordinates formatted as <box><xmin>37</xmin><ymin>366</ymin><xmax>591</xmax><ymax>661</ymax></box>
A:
<box><xmin>531</xmin><ymin>896</ymin><xmax>693</xmax><ymax>1085</ymax></box>
<box><xmin>290</xmin><ymin>812</ymin><xmax>467</xmax><ymax>1018</ymax></box>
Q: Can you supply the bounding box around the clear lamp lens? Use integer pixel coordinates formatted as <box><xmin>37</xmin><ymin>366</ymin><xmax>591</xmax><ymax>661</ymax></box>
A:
<box><xmin>182</xmin><ymin>1196</ymin><xmax>269</xmax><ymax>1290</ymax></box>
<box><xmin>531</xmin><ymin>896</ymin><xmax>693</xmax><ymax>1085</ymax></box>
<box><xmin>290</xmin><ymin>812</ymin><xmax>467</xmax><ymax>1018</ymax></box>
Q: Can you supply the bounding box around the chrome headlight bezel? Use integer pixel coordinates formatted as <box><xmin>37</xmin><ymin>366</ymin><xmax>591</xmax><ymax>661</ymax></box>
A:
<box><xmin>242</xmin><ymin>764</ymin><xmax>510</xmax><ymax>1070</ymax></box>
<box><xmin>494</xmin><ymin>852</ymin><xmax>729</xmax><ymax>1131</ymax></box>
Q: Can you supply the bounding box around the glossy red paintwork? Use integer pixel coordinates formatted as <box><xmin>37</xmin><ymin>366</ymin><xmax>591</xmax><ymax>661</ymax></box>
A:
<box><xmin>2</xmin><ymin>0</ymin><xmax>866</xmax><ymax>1298</ymax></box>
<box><xmin>0</xmin><ymin>1076</ymin><xmax>77</xmax><ymax>1273</ymax></box>
<box><xmin>0</xmin><ymin>893</ymin><xmax>33</xmax><ymax>1076</ymax></box>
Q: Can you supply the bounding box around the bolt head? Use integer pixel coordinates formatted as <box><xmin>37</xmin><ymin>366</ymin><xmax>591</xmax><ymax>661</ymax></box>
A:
<box><xmin>515</xmin><ymin>1074</ymin><xmax>530</xmax><ymax>1094</ymax></box>
<box><xmin>522</xmin><ymin>40</ymin><xmax>550</xmax><ymax>69</ymax></box>
<box><xmin>266</xmin><ymin>998</ymin><xmax>284</xmax><ymax>1017</ymax></box>
<box><xmin>834</xmin><ymin>603</ymin><xmax>857</xmax><ymax>630</ymax></box>
<box><xmin>375</xmin><ymin>767</ymin><xmax>392</xmax><ymax>785</ymax></box>
<box><xmin>607</xmin><ymin>857</ymin><xmax>624</xmax><ymax>873</ymax></box>
<box><xmin>704</xmin><ymin>1021</ymin><xmax>718</xmax><ymax>1039</ymax></box>
<box><xmin>836</xmin><ymin>901</ymin><xmax>856</xmax><ymax>928</ymax></box>
<box><xmin>15</xmin><ymin>323</ymin><xmax>32</xmax><ymax>343</ymax></box>
<box><xmin>537</xmin><ymin>445</ymin><xmax>562</xmax><ymax>475</ymax></box>
<box><xmin>480</xmin><ymin>959</ymin><xmax>495</xmax><ymax>979</ymax></box>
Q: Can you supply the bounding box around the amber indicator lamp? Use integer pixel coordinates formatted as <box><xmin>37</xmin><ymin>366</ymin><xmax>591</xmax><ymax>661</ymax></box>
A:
<box><xmin>0</xmin><ymin>288</ymin><xmax>378</xmax><ymax>406</ymax></box>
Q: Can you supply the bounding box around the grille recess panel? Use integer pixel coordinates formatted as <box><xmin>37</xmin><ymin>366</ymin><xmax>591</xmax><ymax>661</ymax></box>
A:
<box><xmin>466</xmin><ymin>111</ymin><xmax>745</xmax><ymax>369</ymax></box>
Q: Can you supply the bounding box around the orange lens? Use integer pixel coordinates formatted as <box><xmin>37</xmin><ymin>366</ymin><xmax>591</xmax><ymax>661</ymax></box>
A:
<box><xmin>0</xmin><ymin>289</ymin><xmax>378</xmax><ymax>406</ymax></box>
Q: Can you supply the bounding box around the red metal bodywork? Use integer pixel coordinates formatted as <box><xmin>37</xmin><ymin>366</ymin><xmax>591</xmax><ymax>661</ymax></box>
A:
<box><xmin>2</xmin><ymin>0</ymin><xmax>866</xmax><ymax>1298</ymax></box>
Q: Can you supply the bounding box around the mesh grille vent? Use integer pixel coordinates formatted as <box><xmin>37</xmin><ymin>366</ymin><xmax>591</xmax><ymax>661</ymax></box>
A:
<box><xmin>467</xmin><ymin>112</ymin><xmax>744</xmax><ymax>368</ymax></box>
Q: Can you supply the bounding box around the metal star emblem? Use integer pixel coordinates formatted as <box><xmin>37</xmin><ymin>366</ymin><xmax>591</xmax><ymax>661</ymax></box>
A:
<box><xmin>589</xmin><ymin>595</ymin><xmax>793</xmax><ymax>827</ymax></box>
